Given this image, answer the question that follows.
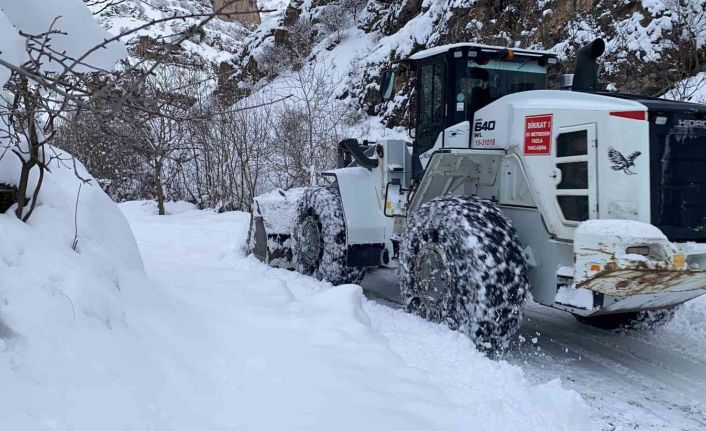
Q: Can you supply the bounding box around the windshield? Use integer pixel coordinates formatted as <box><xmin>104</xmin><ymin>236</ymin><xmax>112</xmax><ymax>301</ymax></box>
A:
<box><xmin>453</xmin><ymin>59</ymin><xmax>546</xmax><ymax>124</ymax></box>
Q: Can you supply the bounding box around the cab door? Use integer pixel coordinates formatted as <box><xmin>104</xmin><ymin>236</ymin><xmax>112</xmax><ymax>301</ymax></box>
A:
<box><xmin>552</xmin><ymin>124</ymin><xmax>598</xmax><ymax>233</ymax></box>
<box><xmin>414</xmin><ymin>57</ymin><xmax>446</xmax><ymax>179</ymax></box>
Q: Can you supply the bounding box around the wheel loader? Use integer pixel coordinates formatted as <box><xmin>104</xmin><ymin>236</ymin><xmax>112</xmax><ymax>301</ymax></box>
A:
<box><xmin>249</xmin><ymin>38</ymin><xmax>706</xmax><ymax>349</ymax></box>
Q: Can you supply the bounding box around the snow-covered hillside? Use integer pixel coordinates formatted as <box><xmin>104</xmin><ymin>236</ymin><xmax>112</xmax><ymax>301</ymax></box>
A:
<box><xmin>259</xmin><ymin>0</ymin><xmax>290</xmax><ymax>26</ymax></box>
<box><xmin>231</xmin><ymin>0</ymin><xmax>706</xmax><ymax>127</ymax></box>
<box><xmin>90</xmin><ymin>0</ymin><xmax>252</xmax><ymax>66</ymax></box>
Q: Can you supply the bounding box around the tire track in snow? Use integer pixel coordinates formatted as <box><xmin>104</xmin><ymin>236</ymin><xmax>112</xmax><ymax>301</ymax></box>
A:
<box><xmin>515</xmin><ymin>306</ymin><xmax>706</xmax><ymax>430</ymax></box>
<box><xmin>519</xmin><ymin>306</ymin><xmax>706</xmax><ymax>403</ymax></box>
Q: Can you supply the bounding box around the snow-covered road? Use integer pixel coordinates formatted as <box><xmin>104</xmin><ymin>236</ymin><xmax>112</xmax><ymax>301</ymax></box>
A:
<box><xmin>364</xmin><ymin>262</ymin><xmax>706</xmax><ymax>430</ymax></box>
<box><xmin>122</xmin><ymin>203</ymin><xmax>705</xmax><ymax>430</ymax></box>
<box><xmin>517</xmin><ymin>305</ymin><xmax>706</xmax><ymax>430</ymax></box>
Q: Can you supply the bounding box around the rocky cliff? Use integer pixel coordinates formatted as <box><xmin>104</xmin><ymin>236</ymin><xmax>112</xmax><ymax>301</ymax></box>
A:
<box><xmin>228</xmin><ymin>0</ymin><xmax>706</xmax><ymax>127</ymax></box>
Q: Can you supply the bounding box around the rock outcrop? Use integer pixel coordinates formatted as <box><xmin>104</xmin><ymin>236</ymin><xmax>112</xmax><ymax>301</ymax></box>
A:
<box><xmin>213</xmin><ymin>0</ymin><xmax>262</xmax><ymax>28</ymax></box>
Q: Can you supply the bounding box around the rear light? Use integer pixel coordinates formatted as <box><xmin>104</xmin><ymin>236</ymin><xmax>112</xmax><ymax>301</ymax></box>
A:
<box><xmin>610</xmin><ymin>111</ymin><xmax>646</xmax><ymax>120</ymax></box>
<box><xmin>626</xmin><ymin>246</ymin><xmax>650</xmax><ymax>256</ymax></box>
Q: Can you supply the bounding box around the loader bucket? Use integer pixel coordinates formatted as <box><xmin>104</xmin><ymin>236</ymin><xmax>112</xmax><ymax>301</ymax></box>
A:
<box><xmin>247</xmin><ymin>188</ymin><xmax>306</xmax><ymax>269</ymax></box>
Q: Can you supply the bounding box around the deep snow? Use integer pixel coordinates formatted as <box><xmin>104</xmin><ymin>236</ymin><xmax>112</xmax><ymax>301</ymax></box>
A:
<box><xmin>0</xmin><ymin>186</ymin><xmax>593</xmax><ymax>430</ymax></box>
<box><xmin>0</xmin><ymin>150</ymin><xmax>151</xmax><ymax>428</ymax></box>
<box><xmin>117</xmin><ymin>201</ymin><xmax>593</xmax><ymax>430</ymax></box>
<box><xmin>364</xmin><ymin>265</ymin><xmax>706</xmax><ymax>431</ymax></box>
<box><xmin>4</xmin><ymin>195</ymin><xmax>706</xmax><ymax>429</ymax></box>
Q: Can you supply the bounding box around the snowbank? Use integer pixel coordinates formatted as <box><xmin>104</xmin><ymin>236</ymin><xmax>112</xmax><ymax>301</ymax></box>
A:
<box><xmin>0</xmin><ymin>148</ymin><xmax>152</xmax><ymax>427</ymax></box>
<box><xmin>0</xmin><ymin>0</ymin><xmax>126</xmax><ymax>75</ymax></box>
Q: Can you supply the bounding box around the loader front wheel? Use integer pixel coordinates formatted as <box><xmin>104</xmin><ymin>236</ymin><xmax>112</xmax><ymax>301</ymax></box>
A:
<box><xmin>399</xmin><ymin>195</ymin><xmax>529</xmax><ymax>351</ymax></box>
<box><xmin>293</xmin><ymin>187</ymin><xmax>365</xmax><ymax>285</ymax></box>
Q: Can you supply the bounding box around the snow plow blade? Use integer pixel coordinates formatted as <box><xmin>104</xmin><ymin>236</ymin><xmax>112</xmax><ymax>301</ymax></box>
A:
<box><xmin>564</xmin><ymin>220</ymin><xmax>706</xmax><ymax>315</ymax></box>
<box><xmin>579</xmin><ymin>267</ymin><xmax>706</xmax><ymax>314</ymax></box>
<box><xmin>248</xmin><ymin>188</ymin><xmax>304</xmax><ymax>269</ymax></box>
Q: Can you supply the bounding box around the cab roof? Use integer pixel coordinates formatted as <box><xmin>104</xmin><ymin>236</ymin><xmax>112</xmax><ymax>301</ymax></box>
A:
<box><xmin>408</xmin><ymin>43</ymin><xmax>557</xmax><ymax>62</ymax></box>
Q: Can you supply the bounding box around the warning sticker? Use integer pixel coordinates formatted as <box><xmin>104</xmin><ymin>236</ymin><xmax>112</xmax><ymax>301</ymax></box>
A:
<box><xmin>524</xmin><ymin>114</ymin><xmax>553</xmax><ymax>155</ymax></box>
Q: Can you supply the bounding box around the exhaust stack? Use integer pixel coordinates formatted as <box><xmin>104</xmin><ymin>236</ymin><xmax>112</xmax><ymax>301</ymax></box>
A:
<box><xmin>572</xmin><ymin>38</ymin><xmax>605</xmax><ymax>92</ymax></box>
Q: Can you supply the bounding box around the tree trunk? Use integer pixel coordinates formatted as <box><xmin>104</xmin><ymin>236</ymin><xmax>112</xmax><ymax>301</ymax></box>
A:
<box><xmin>15</xmin><ymin>159</ymin><xmax>35</xmax><ymax>219</ymax></box>
<box><xmin>155</xmin><ymin>159</ymin><xmax>165</xmax><ymax>215</ymax></box>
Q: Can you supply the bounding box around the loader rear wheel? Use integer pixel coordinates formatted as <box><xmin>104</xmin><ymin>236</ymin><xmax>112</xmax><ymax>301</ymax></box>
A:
<box><xmin>293</xmin><ymin>187</ymin><xmax>365</xmax><ymax>285</ymax></box>
<box><xmin>575</xmin><ymin>307</ymin><xmax>677</xmax><ymax>331</ymax></box>
<box><xmin>399</xmin><ymin>195</ymin><xmax>529</xmax><ymax>351</ymax></box>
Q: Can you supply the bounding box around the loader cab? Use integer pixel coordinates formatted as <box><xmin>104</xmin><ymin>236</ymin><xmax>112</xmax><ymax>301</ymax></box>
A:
<box><xmin>405</xmin><ymin>44</ymin><xmax>558</xmax><ymax>179</ymax></box>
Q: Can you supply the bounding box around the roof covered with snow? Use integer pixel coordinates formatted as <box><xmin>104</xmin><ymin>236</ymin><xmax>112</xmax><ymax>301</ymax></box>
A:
<box><xmin>409</xmin><ymin>43</ymin><xmax>556</xmax><ymax>61</ymax></box>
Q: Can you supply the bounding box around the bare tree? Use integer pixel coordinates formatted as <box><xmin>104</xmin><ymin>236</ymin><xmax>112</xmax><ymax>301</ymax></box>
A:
<box><xmin>340</xmin><ymin>0</ymin><xmax>366</xmax><ymax>22</ymax></box>
<box><xmin>182</xmin><ymin>92</ymin><xmax>277</xmax><ymax>212</ymax></box>
<box><xmin>268</xmin><ymin>59</ymin><xmax>352</xmax><ymax>189</ymax></box>
<box><xmin>320</xmin><ymin>5</ymin><xmax>348</xmax><ymax>44</ymax></box>
<box><xmin>109</xmin><ymin>65</ymin><xmax>207</xmax><ymax>215</ymax></box>
<box><xmin>655</xmin><ymin>0</ymin><xmax>706</xmax><ymax>99</ymax></box>
<box><xmin>0</xmin><ymin>0</ymin><xmax>264</xmax><ymax>221</ymax></box>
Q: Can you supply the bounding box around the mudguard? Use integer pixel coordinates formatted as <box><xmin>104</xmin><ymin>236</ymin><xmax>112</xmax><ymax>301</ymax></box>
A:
<box><xmin>323</xmin><ymin>167</ymin><xmax>391</xmax><ymax>246</ymax></box>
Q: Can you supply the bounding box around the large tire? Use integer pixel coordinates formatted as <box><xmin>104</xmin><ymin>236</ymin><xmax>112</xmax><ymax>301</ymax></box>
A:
<box><xmin>292</xmin><ymin>187</ymin><xmax>365</xmax><ymax>285</ymax></box>
<box><xmin>575</xmin><ymin>307</ymin><xmax>677</xmax><ymax>331</ymax></box>
<box><xmin>399</xmin><ymin>195</ymin><xmax>529</xmax><ymax>350</ymax></box>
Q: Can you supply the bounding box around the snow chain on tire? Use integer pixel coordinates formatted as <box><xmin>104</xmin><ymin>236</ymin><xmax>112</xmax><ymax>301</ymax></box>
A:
<box><xmin>293</xmin><ymin>187</ymin><xmax>365</xmax><ymax>285</ymax></box>
<box><xmin>399</xmin><ymin>195</ymin><xmax>529</xmax><ymax>351</ymax></box>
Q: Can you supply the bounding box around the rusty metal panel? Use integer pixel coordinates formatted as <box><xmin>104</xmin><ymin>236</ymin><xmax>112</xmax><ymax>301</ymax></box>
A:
<box><xmin>578</xmin><ymin>268</ymin><xmax>706</xmax><ymax>297</ymax></box>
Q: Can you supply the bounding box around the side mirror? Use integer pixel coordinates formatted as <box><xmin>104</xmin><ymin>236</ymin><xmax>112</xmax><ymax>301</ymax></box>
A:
<box><xmin>379</xmin><ymin>70</ymin><xmax>396</xmax><ymax>102</ymax></box>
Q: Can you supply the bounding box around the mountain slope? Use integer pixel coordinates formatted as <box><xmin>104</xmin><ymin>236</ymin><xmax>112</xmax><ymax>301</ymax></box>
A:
<box><xmin>90</xmin><ymin>0</ymin><xmax>251</xmax><ymax>66</ymax></box>
<box><xmin>229</xmin><ymin>0</ymin><xmax>706</xmax><ymax>127</ymax></box>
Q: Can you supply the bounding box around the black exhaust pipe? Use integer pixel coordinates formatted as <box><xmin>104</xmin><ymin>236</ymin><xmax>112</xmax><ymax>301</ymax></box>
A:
<box><xmin>572</xmin><ymin>38</ymin><xmax>605</xmax><ymax>92</ymax></box>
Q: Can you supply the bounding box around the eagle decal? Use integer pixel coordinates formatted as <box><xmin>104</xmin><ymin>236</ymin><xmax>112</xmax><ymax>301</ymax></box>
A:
<box><xmin>608</xmin><ymin>147</ymin><xmax>641</xmax><ymax>175</ymax></box>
